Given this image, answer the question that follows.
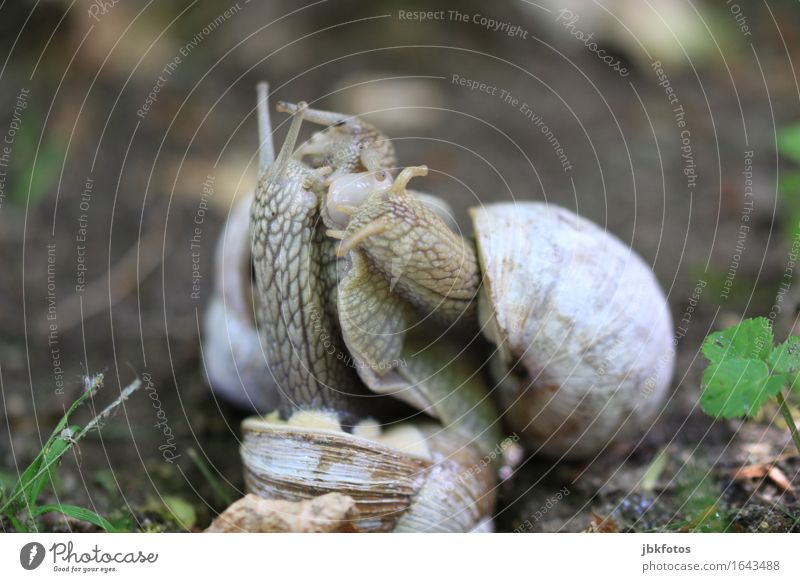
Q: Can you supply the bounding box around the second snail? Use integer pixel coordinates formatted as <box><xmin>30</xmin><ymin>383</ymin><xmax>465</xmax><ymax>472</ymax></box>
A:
<box><xmin>202</xmin><ymin>82</ymin><xmax>675</xmax><ymax>532</ymax></box>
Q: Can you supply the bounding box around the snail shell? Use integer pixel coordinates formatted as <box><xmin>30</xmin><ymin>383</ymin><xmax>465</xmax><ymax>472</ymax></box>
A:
<box><xmin>241</xmin><ymin>412</ymin><xmax>495</xmax><ymax>532</ymax></box>
<box><xmin>202</xmin><ymin>195</ymin><xmax>278</xmax><ymax>412</ymax></box>
<box><xmin>471</xmin><ymin>202</ymin><xmax>674</xmax><ymax>458</ymax></box>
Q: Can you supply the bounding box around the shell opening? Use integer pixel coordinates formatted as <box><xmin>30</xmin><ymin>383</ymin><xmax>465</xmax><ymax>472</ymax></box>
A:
<box><xmin>252</xmin><ymin>410</ymin><xmax>431</xmax><ymax>460</ymax></box>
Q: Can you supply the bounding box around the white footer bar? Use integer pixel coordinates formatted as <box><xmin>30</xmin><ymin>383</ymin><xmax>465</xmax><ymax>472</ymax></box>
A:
<box><xmin>0</xmin><ymin>533</ymin><xmax>795</xmax><ymax>580</ymax></box>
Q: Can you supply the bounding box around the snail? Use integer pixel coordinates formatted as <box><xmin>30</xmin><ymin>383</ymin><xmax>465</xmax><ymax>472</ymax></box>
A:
<box><xmin>202</xmin><ymin>83</ymin><xmax>674</xmax><ymax>531</ymax></box>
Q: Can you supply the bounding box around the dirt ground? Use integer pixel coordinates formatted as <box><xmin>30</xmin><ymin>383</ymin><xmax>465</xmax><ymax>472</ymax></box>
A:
<box><xmin>1</xmin><ymin>0</ymin><xmax>800</xmax><ymax>532</ymax></box>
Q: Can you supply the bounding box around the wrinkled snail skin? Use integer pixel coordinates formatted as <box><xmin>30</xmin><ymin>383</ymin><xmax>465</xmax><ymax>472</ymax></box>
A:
<box><xmin>471</xmin><ymin>203</ymin><xmax>674</xmax><ymax>458</ymax></box>
<box><xmin>203</xmin><ymin>187</ymin><xmax>465</xmax><ymax>414</ymax></box>
<box><xmin>324</xmin><ymin>165</ymin><xmax>503</xmax><ymax>455</ymax></box>
<box><xmin>205</xmin><ymin>95</ymin><xmax>402</xmax><ymax>415</ymax></box>
<box><xmin>250</xmin><ymin>103</ymin><xmax>368</xmax><ymax>423</ymax></box>
<box><xmin>329</xmin><ymin>166</ymin><xmax>481</xmax><ymax>325</ymax></box>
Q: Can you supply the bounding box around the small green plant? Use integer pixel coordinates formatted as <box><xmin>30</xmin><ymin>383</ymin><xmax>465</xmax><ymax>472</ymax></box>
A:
<box><xmin>700</xmin><ymin>317</ymin><xmax>800</xmax><ymax>454</ymax></box>
<box><xmin>0</xmin><ymin>375</ymin><xmax>141</xmax><ymax>532</ymax></box>
<box><xmin>671</xmin><ymin>460</ymin><xmax>731</xmax><ymax>533</ymax></box>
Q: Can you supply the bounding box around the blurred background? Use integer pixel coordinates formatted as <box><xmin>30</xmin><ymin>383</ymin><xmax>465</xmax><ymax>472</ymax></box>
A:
<box><xmin>2</xmin><ymin>0</ymin><xmax>800</xmax><ymax>532</ymax></box>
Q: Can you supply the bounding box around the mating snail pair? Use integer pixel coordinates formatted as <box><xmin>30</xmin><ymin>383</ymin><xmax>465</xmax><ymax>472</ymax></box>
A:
<box><xmin>202</xmin><ymin>82</ymin><xmax>674</xmax><ymax>532</ymax></box>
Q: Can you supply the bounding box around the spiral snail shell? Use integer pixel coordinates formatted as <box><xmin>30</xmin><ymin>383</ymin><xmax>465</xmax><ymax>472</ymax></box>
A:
<box><xmin>471</xmin><ymin>203</ymin><xmax>674</xmax><ymax>458</ymax></box>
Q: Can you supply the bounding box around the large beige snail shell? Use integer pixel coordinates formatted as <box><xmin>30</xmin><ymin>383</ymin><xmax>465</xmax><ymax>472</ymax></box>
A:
<box><xmin>240</xmin><ymin>412</ymin><xmax>495</xmax><ymax>532</ymax></box>
<box><xmin>471</xmin><ymin>202</ymin><xmax>674</xmax><ymax>459</ymax></box>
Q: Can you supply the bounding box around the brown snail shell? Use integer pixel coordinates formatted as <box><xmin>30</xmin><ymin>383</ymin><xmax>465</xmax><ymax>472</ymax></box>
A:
<box><xmin>241</xmin><ymin>412</ymin><xmax>495</xmax><ymax>532</ymax></box>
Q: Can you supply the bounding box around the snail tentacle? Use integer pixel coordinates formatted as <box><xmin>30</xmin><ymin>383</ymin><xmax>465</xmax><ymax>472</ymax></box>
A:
<box><xmin>256</xmin><ymin>82</ymin><xmax>275</xmax><ymax>172</ymax></box>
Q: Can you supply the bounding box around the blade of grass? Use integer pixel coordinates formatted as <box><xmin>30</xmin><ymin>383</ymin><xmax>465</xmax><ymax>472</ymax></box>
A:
<box><xmin>187</xmin><ymin>448</ymin><xmax>233</xmax><ymax>506</ymax></box>
<box><xmin>641</xmin><ymin>447</ymin><xmax>669</xmax><ymax>492</ymax></box>
<box><xmin>32</xmin><ymin>503</ymin><xmax>126</xmax><ymax>533</ymax></box>
<box><xmin>0</xmin><ymin>377</ymin><xmax>141</xmax><ymax>516</ymax></box>
<box><xmin>23</xmin><ymin>433</ymin><xmax>73</xmax><ymax>509</ymax></box>
<box><xmin>3</xmin><ymin>376</ymin><xmax>102</xmax><ymax>514</ymax></box>
<box><xmin>776</xmin><ymin>390</ymin><xmax>800</xmax><ymax>454</ymax></box>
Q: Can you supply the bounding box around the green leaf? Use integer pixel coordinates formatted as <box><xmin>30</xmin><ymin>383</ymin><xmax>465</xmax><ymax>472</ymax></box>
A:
<box><xmin>700</xmin><ymin>359</ymin><xmax>784</xmax><ymax>418</ymax></box>
<box><xmin>768</xmin><ymin>336</ymin><xmax>800</xmax><ymax>391</ymax></box>
<box><xmin>701</xmin><ymin>318</ymin><xmax>773</xmax><ymax>364</ymax></box>
<box><xmin>32</xmin><ymin>503</ymin><xmax>125</xmax><ymax>533</ymax></box>
<box><xmin>779</xmin><ymin>124</ymin><xmax>800</xmax><ymax>165</ymax></box>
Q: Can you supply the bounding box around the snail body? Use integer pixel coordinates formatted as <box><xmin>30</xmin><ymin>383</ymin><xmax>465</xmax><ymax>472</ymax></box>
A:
<box><xmin>238</xmin><ymin>89</ymin><xmax>499</xmax><ymax>531</ymax></box>
<box><xmin>203</xmin><ymin>83</ymin><xmax>674</xmax><ymax>531</ymax></box>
